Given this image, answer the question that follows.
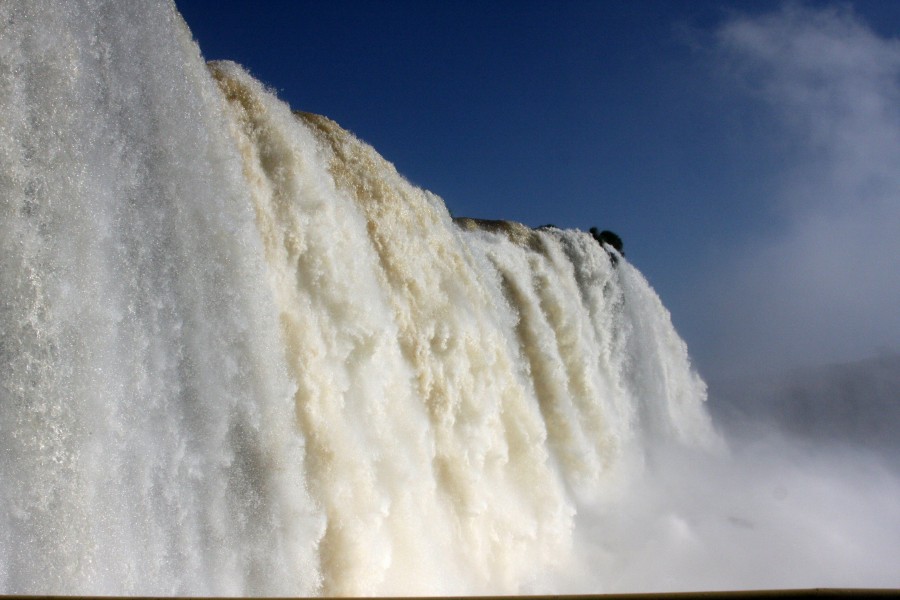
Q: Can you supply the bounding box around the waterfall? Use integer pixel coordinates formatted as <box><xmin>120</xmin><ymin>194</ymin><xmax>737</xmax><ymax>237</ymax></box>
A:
<box><xmin>0</xmin><ymin>1</ymin><xmax>716</xmax><ymax>595</ymax></box>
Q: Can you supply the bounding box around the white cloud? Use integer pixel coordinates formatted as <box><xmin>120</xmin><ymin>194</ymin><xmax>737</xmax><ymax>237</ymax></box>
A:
<box><xmin>702</xmin><ymin>4</ymin><xmax>900</xmax><ymax>377</ymax></box>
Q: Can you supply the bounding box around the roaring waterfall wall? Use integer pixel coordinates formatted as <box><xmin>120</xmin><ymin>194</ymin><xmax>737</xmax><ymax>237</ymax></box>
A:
<box><xmin>0</xmin><ymin>1</ymin><xmax>715</xmax><ymax>595</ymax></box>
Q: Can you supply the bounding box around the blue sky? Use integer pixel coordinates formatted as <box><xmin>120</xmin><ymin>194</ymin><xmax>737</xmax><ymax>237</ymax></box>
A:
<box><xmin>174</xmin><ymin>0</ymin><xmax>900</xmax><ymax>381</ymax></box>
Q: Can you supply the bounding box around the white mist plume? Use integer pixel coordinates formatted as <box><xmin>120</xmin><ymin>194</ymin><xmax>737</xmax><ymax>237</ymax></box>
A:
<box><xmin>553</xmin><ymin>435</ymin><xmax>900</xmax><ymax>594</ymax></box>
<box><xmin>704</xmin><ymin>4</ymin><xmax>900</xmax><ymax>376</ymax></box>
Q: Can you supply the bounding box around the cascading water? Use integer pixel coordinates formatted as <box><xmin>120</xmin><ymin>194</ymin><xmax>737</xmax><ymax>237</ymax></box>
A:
<box><xmin>0</xmin><ymin>1</ymin><xmax>716</xmax><ymax>595</ymax></box>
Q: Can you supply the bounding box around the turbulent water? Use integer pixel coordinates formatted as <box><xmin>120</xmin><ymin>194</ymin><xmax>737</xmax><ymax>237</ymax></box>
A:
<box><xmin>0</xmin><ymin>1</ymin><xmax>721</xmax><ymax>595</ymax></box>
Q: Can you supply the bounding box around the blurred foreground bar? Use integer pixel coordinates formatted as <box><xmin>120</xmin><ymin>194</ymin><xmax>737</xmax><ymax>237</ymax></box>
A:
<box><xmin>2</xmin><ymin>591</ymin><xmax>899</xmax><ymax>600</ymax></box>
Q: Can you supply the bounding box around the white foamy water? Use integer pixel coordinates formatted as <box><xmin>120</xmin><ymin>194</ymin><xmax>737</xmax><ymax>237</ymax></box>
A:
<box><xmin>3</xmin><ymin>1</ymin><xmax>898</xmax><ymax>596</ymax></box>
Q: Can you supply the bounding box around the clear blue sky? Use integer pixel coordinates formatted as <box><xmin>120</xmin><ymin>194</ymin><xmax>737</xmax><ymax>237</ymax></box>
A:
<box><xmin>174</xmin><ymin>0</ymin><xmax>900</xmax><ymax>381</ymax></box>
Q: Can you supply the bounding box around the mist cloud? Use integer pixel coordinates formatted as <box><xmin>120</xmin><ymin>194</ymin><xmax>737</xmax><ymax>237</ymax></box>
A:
<box><xmin>702</xmin><ymin>4</ymin><xmax>900</xmax><ymax>377</ymax></box>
